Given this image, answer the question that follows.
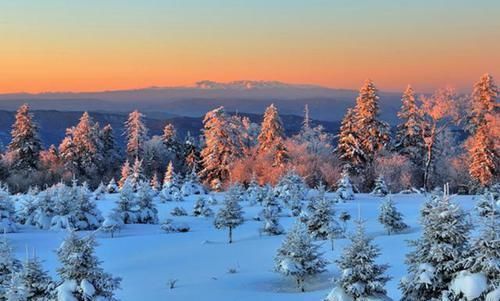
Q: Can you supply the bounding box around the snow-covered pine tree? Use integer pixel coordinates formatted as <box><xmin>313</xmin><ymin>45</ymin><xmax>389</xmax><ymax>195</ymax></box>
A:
<box><xmin>0</xmin><ymin>185</ymin><xmax>16</xmax><ymax>233</ymax></box>
<box><xmin>135</xmin><ymin>181</ymin><xmax>158</xmax><ymax>224</ymax></box>
<box><xmin>106</xmin><ymin>178</ymin><xmax>118</xmax><ymax>193</ymax></box>
<box><xmin>246</xmin><ymin>175</ymin><xmax>266</xmax><ymax>205</ymax></box>
<box><xmin>274</xmin><ymin>171</ymin><xmax>308</xmax><ymax>214</ymax></box>
<box><xmin>214</xmin><ymin>191</ymin><xmax>244</xmax><ymax>243</ymax></box>
<box><xmin>192</xmin><ymin>198</ymin><xmax>213</xmax><ymax>217</ymax></box>
<box><xmin>180</xmin><ymin>167</ymin><xmax>205</xmax><ymax>196</ymax></box>
<box><xmin>467</xmin><ymin>73</ymin><xmax>498</xmax><ymax>134</ymax></box>
<box><xmin>100</xmin><ymin>124</ymin><xmax>119</xmax><ymax>180</ymax></box>
<box><xmin>57</xmin><ymin>112</ymin><xmax>103</xmax><ymax>186</ymax></box>
<box><xmin>93</xmin><ymin>182</ymin><xmax>106</xmax><ymax>200</ymax></box>
<box><xmin>55</xmin><ymin>232</ymin><xmax>121</xmax><ymax>300</ymax></box>
<box><xmin>259</xmin><ymin>190</ymin><xmax>284</xmax><ymax>235</ymax></box>
<box><xmin>118</xmin><ymin>160</ymin><xmax>131</xmax><ymax>188</ymax></box>
<box><xmin>336</xmin><ymin>108</ymin><xmax>365</xmax><ymax>174</ymax></box>
<box><xmin>0</xmin><ymin>237</ymin><xmax>22</xmax><ymax>300</ymax></box>
<box><xmin>274</xmin><ymin>221</ymin><xmax>327</xmax><ymax>292</ymax></box>
<box><xmin>454</xmin><ymin>209</ymin><xmax>499</xmax><ymax>299</ymax></box>
<box><xmin>124</xmin><ymin>110</ymin><xmax>148</xmax><ymax>161</ymax></box>
<box><xmin>378</xmin><ymin>196</ymin><xmax>408</xmax><ymax>235</ymax></box>
<box><xmin>129</xmin><ymin>157</ymin><xmax>145</xmax><ymax>190</ymax></box>
<box><xmin>18</xmin><ymin>255</ymin><xmax>54</xmax><ymax>301</ymax></box>
<box><xmin>162</xmin><ymin>123</ymin><xmax>183</xmax><ymax>169</ymax></box>
<box><xmin>272</xmin><ymin>141</ymin><xmax>290</xmax><ymax>168</ymax></box>
<box><xmin>257</xmin><ymin>104</ymin><xmax>285</xmax><ymax>154</ymax></box>
<box><xmin>163</xmin><ymin>161</ymin><xmax>179</xmax><ymax>190</ymax></box>
<box><xmin>114</xmin><ymin>178</ymin><xmax>137</xmax><ymax>224</ymax></box>
<box><xmin>6</xmin><ymin>104</ymin><xmax>43</xmax><ymax>171</ymax></box>
<box><xmin>370</xmin><ymin>175</ymin><xmax>388</xmax><ymax>197</ymax></box>
<box><xmin>160</xmin><ymin>161</ymin><xmax>183</xmax><ymax>202</ymax></box>
<box><xmin>394</xmin><ymin>85</ymin><xmax>425</xmax><ymax>166</ymax></box>
<box><xmin>260</xmin><ymin>205</ymin><xmax>284</xmax><ymax>236</ymax></box>
<box><xmin>400</xmin><ymin>189</ymin><xmax>472</xmax><ymax>301</ymax></box>
<box><xmin>353</xmin><ymin>80</ymin><xmax>390</xmax><ymax>169</ymax></box>
<box><xmin>330</xmin><ymin>221</ymin><xmax>391</xmax><ymax>300</ymax></box>
<box><xmin>475</xmin><ymin>189</ymin><xmax>499</xmax><ymax>218</ymax></box>
<box><xmin>150</xmin><ymin>173</ymin><xmax>161</xmax><ymax>193</ymax></box>
<box><xmin>4</xmin><ymin>271</ymin><xmax>27</xmax><ymax>301</ymax></box>
<box><xmin>200</xmin><ymin>107</ymin><xmax>244</xmax><ymax>190</ymax></box>
<box><xmin>335</xmin><ymin>170</ymin><xmax>355</xmax><ymax>201</ymax></box>
<box><xmin>70</xmin><ymin>181</ymin><xmax>104</xmax><ymax>230</ymax></box>
<box><xmin>100</xmin><ymin>211</ymin><xmax>123</xmax><ymax>238</ymax></box>
<box><xmin>306</xmin><ymin>197</ymin><xmax>335</xmax><ymax>240</ymax></box>
<box><xmin>468</xmin><ymin>122</ymin><xmax>497</xmax><ymax>187</ymax></box>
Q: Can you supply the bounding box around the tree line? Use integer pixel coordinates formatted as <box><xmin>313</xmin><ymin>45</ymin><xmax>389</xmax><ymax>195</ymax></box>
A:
<box><xmin>0</xmin><ymin>74</ymin><xmax>497</xmax><ymax>193</ymax></box>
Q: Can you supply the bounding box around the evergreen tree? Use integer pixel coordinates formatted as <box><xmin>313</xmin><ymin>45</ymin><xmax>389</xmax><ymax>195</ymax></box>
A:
<box><xmin>475</xmin><ymin>189</ymin><xmax>499</xmax><ymax>218</ymax></box>
<box><xmin>272</xmin><ymin>141</ymin><xmax>290</xmax><ymax>168</ymax></box>
<box><xmin>214</xmin><ymin>190</ymin><xmax>244</xmax><ymax>243</ymax></box>
<box><xmin>180</xmin><ymin>167</ymin><xmax>205</xmax><ymax>196</ymax></box>
<box><xmin>192</xmin><ymin>198</ymin><xmax>213</xmax><ymax>217</ymax></box>
<box><xmin>0</xmin><ymin>186</ymin><xmax>16</xmax><ymax>233</ymax></box>
<box><xmin>274</xmin><ymin>221</ymin><xmax>327</xmax><ymax>292</ymax></box>
<box><xmin>114</xmin><ymin>178</ymin><xmax>137</xmax><ymax>224</ymax></box>
<box><xmin>6</xmin><ymin>104</ymin><xmax>42</xmax><ymax>171</ymax></box>
<box><xmin>200</xmin><ymin>107</ymin><xmax>244</xmax><ymax>190</ymax></box>
<box><xmin>125</xmin><ymin>110</ymin><xmax>148</xmax><ymax>161</ymax></box>
<box><xmin>467</xmin><ymin>73</ymin><xmax>498</xmax><ymax>134</ymax></box>
<box><xmin>100</xmin><ymin>124</ymin><xmax>119</xmax><ymax>180</ymax></box>
<box><xmin>100</xmin><ymin>211</ymin><xmax>123</xmax><ymax>238</ymax></box>
<box><xmin>118</xmin><ymin>160</ymin><xmax>131</xmax><ymax>188</ymax></box>
<box><xmin>257</xmin><ymin>104</ymin><xmax>285</xmax><ymax>154</ymax></box>
<box><xmin>378</xmin><ymin>196</ymin><xmax>408</xmax><ymax>235</ymax></box>
<box><xmin>353</xmin><ymin>80</ymin><xmax>390</xmax><ymax>168</ymax></box>
<box><xmin>55</xmin><ymin>232</ymin><xmax>121</xmax><ymax>300</ymax></box>
<box><xmin>162</xmin><ymin>123</ymin><xmax>183</xmax><ymax>169</ymax></box>
<box><xmin>394</xmin><ymin>85</ymin><xmax>425</xmax><ymax>166</ymax></box>
<box><xmin>468</xmin><ymin>123</ymin><xmax>497</xmax><ymax>187</ymax></box>
<box><xmin>274</xmin><ymin>171</ymin><xmax>308</xmax><ymax>211</ymax></box>
<box><xmin>18</xmin><ymin>255</ymin><xmax>54</xmax><ymax>301</ymax></box>
<box><xmin>400</xmin><ymin>190</ymin><xmax>472</xmax><ymax>300</ymax></box>
<box><xmin>336</xmin><ymin>170</ymin><xmax>355</xmax><ymax>201</ymax></box>
<box><xmin>337</xmin><ymin>107</ymin><xmax>366</xmax><ymax>174</ymax></box>
<box><xmin>106</xmin><ymin>178</ymin><xmax>118</xmax><ymax>193</ymax></box>
<box><xmin>0</xmin><ymin>237</ymin><xmax>22</xmax><ymax>300</ymax></box>
<box><xmin>260</xmin><ymin>205</ymin><xmax>284</xmax><ymax>236</ymax></box>
<box><xmin>129</xmin><ymin>157</ymin><xmax>145</xmax><ymax>190</ymax></box>
<box><xmin>458</xmin><ymin>210</ymin><xmax>499</xmax><ymax>298</ymax></box>
<box><xmin>370</xmin><ymin>175</ymin><xmax>388</xmax><ymax>197</ymax></box>
<box><xmin>333</xmin><ymin>221</ymin><xmax>391</xmax><ymax>300</ymax></box>
<box><xmin>135</xmin><ymin>181</ymin><xmax>158</xmax><ymax>224</ymax></box>
<box><xmin>306</xmin><ymin>197</ymin><xmax>335</xmax><ymax>240</ymax></box>
<box><xmin>160</xmin><ymin>161</ymin><xmax>183</xmax><ymax>201</ymax></box>
<box><xmin>150</xmin><ymin>173</ymin><xmax>161</xmax><ymax>192</ymax></box>
<box><xmin>59</xmin><ymin>112</ymin><xmax>103</xmax><ymax>185</ymax></box>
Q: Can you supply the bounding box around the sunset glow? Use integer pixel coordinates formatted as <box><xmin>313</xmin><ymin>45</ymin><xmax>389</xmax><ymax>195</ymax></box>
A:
<box><xmin>1</xmin><ymin>1</ymin><xmax>499</xmax><ymax>93</ymax></box>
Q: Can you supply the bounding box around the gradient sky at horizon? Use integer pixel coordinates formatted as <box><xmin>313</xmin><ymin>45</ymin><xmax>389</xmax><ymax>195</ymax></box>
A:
<box><xmin>0</xmin><ymin>0</ymin><xmax>499</xmax><ymax>93</ymax></box>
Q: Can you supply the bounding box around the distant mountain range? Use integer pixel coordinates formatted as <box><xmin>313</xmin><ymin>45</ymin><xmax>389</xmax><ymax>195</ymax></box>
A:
<box><xmin>0</xmin><ymin>110</ymin><xmax>340</xmax><ymax>149</ymax></box>
<box><xmin>0</xmin><ymin>80</ymin><xmax>404</xmax><ymax>123</ymax></box>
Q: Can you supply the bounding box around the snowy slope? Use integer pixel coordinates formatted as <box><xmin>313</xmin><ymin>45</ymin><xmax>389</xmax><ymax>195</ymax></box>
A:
<box><xmin>6</xmin><ymin>193</ymin><xmax>478</xmax><ymax>301</ymax></box>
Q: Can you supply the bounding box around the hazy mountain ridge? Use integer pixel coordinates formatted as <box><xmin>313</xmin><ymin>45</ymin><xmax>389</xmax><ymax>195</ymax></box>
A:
<box><xmin>0</xmin><ymin>81</ymin><xmax>403</xmax><ymax>123</ymax></box>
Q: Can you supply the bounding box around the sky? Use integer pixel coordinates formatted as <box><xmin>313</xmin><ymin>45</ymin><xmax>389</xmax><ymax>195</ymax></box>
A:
<box><xmin>0</xmin><ymin>0</ymin><xmax>499</xmax><ymax>93</ymax></box>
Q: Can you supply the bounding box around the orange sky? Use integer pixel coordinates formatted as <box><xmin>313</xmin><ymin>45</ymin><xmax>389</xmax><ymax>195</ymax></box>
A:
<box><xmin>0</xmin><ymin>1</ymin><xmax>499</xmax><ymax>93</ymax></box>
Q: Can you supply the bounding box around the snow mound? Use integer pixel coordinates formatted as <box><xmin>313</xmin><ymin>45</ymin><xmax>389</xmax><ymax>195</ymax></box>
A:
<box><xmin>450</xmin><ymin>271</ymin><xmax>488</xmax><ymax>300</ymax></box>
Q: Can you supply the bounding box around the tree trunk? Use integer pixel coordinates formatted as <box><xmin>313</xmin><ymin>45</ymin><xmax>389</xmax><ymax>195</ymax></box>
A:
<box><xmin>423</xmin><ymin>125</ymin><xmax>436</xmax><ymax>192</ymax></box>
<box><xmin>229</xmin><ymin>226</ymin><xmax>233</xmax><ymax>244</ymax></box>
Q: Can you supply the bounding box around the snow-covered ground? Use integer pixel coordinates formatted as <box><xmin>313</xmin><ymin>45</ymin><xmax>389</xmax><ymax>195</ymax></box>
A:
<box><xmin>5</xmin><ymin>192</ymin><xmax>479</xmax><ymax>300</ymax></box>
